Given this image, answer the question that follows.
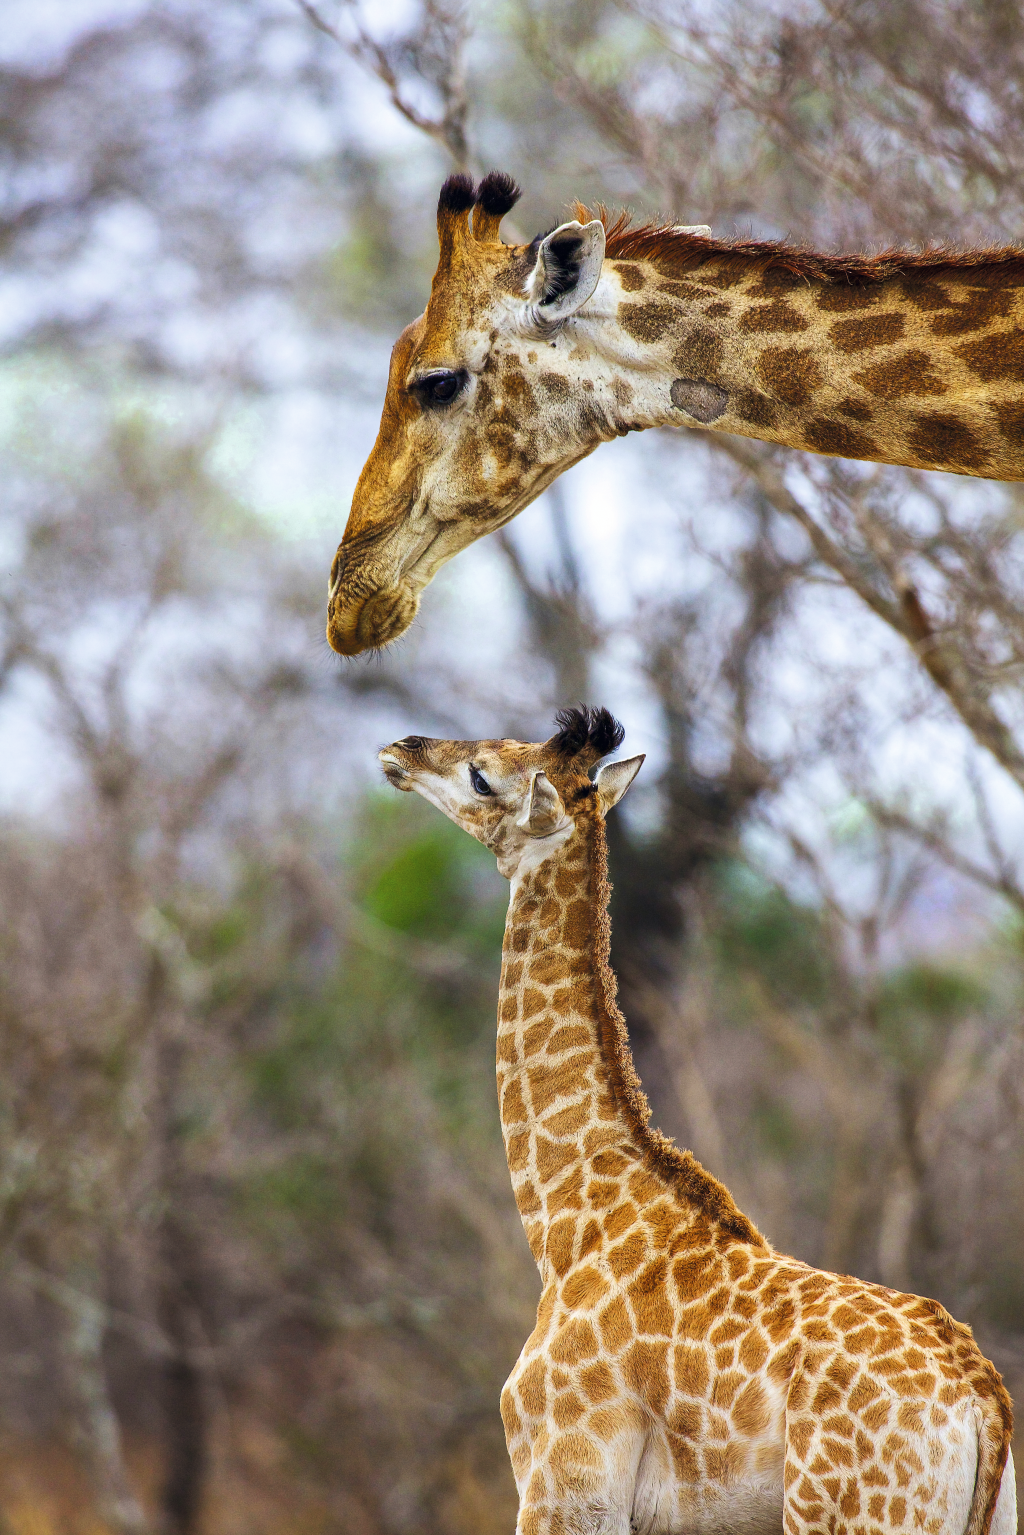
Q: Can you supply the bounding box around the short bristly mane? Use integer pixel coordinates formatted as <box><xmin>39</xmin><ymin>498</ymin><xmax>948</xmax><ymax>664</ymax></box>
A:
<box><xmin>578</xmin><ymin>804</ymin><xmax>765</xmax><ymax>1246</ymax></box>
<box><xmin>549</xmin><ymin>704</ymin><xmax>625</xmax><ymax>765</ymax></box>
<box><xmin>571</xmin><ymin>203</ymin><xmax>1024</xmax><ymax>287</ymax></box>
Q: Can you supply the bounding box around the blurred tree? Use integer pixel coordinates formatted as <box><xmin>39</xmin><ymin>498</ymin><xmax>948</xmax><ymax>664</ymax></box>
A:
<box><xmin>1</xmin><ymin>0</ymin><xmax>1024</xmax><ymax>1529</ymax></box>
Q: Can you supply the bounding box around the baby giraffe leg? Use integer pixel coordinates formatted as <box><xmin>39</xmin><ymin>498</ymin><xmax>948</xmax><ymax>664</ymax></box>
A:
<box><xmin>514</xmin><ymin>1492</ymin><xmax>632</xmax><ymax>1535</ymax></box>
<box><xmin>989</xmin><ymin>1449</ymin><xmax>1016</xmax><ymax>1535</ymax></box>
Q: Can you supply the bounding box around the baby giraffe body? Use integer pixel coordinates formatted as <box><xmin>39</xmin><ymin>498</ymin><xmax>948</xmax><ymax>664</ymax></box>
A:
<box><xmin>379</xmin><ymin>708</ymin><xmax>1015</xmax><ymax>1535</ymax></box>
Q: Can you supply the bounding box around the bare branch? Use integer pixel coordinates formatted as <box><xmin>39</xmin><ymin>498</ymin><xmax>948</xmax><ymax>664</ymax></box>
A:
<box><xmin>867</xmin><ymin>800</ymin><xmax>1024</xmax><ymax>915</ymax></box>
<box><xmin>709</xmin><ymin>437</ymin><xmax>1024</xmax><ymax>791</ymax></box>
<box><xmin>295</xmin><ymin>0</ymin><xmax>471</xmax><ymax>167</ymax></box>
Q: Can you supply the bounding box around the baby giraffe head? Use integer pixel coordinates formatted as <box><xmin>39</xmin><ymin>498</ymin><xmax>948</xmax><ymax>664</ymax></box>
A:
<box><xmin>379</xmin><ymin>706</ymin><xmax>644</xmax><ymax>882</ymax></box>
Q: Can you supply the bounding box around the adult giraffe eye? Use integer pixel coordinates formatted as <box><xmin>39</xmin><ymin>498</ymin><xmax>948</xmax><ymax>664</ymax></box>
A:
<box><xmin>469</xmin><ymin>765</ymin><xmax>493</xmax><ymax>796</ymax></box>
<box><xmin>416</xmin><ymin>370</ymin><xmax>467</xmax><ymax>408</ymax></box>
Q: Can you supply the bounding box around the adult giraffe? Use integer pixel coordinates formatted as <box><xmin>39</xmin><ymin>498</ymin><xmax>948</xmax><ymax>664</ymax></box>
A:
<box><xmin>328</xmin><ymin>172</ymin><xmax>1024</xmax><ymax>655</ymax></box>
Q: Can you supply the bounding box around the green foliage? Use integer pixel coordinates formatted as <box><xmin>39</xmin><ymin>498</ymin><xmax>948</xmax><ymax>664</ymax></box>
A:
<box><xmin>318</xmin><ymin>152</ymin><xmax>437</xmax><ymax>329</ymax></box>
<box><xmin>876</xmin><ymin>962</ymin><xmax>988</xmax><ymax>1072</ymax></box>
<box><xmin>879</xmin><ymin>963</ymin><xmax>987</xmax><ymax>1021</ymax></box>
<box><xmin>356</xmin><ymin>790</ymin><xmax>507</xmax><ymax>950</ymax></box>
<box><xmin>247</xmin><ymin>1153</ymin><xmax>345</xmax><ymax>1222</ymax></box>
<box><xmin>166</xmin><ymin>792</ymin><xmax>510</xmax><ymax>1270</ymax></box>
<box><xmin>712</xmin><ymin>860</ymin><xmax>831</xmax><ymax>1008</ymax></box>
<box><xmin>363</xmin><ymin>828</ymin><xmax>469</xmax><ymax>938</ymax></box>
<box><xmin>751</xmin><ymin>1090</ymin><xmax>802</xmax><ymax>1156</ymax></box>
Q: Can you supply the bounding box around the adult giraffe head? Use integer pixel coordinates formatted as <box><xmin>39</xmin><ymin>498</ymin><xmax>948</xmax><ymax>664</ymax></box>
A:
<box><xmin>327</xmin><ymin>169</ymin><xmax>623</xmax><ymax>655</ymax></box>
<box><xmin>328</xmin><ymin>170</ymin><xmax>1024</xmax><ymax>654</ymax></box>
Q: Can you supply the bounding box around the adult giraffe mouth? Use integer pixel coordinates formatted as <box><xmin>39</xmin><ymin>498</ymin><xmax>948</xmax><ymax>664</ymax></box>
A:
<box><xmin>327</xmin><ymin>582</ymin><xmax>421</xmax><ymax>656</ymax></box>
<box><xmin>326</xmin><ymin>520</ymin><xmax>446</xmax><ymax>656</ymax></box>
<box><xmin>327</xmin><ymin>459</ymin><xmax>580</xmax><ymax>656</ymax></box>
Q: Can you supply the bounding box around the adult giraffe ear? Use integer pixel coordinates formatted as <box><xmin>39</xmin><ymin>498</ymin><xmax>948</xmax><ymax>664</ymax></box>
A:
<box><xmin>595</xmin><ymin>755</ymin><xmax>645</xmax><ymax>814</ymax></box>
<box><xmin>525</xmin><ymin>220</ymin><xmax>606</xmax><ymax>324</ymax></box>
<box><xmin>517</xmin><ymin>770</ymin><xmax>567</xmax><ymax>836</ymax></box>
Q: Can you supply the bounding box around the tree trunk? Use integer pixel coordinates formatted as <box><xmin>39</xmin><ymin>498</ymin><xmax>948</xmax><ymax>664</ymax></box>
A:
<box><xmin>158</xmin><ymin>1213</ymin><xmax>208</xmax><ymax>1535</ymax></box>
<box><xmin>156</xmin><ymin>1031</ymin><xmax>209</xmax><ymax>1535</ymax></box>
<box><xmin>59</xmin><ymin>1271</ymin><xmax>150</xmax><ymax>1534</ymax></box>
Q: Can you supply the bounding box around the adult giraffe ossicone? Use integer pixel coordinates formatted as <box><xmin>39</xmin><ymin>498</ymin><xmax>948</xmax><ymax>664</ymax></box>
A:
<box><xmin>378</xmin><ymin>706</ymin><xmax>1016</xmax><ymax>1535</ymax></box>
<box><xmin>329</xmin><ymin>171</ymin><xmax>1024</xmax><ymax>655</ymax></box>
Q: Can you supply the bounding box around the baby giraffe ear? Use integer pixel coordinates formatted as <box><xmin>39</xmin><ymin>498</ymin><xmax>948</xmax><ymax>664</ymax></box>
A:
<box><xmin>517</xmin><ymin>770</ymin><xmax>567</xmax><ymax>836</ymax></box>
<box><xmin>595</xmin><ymin>754</ymin><xmax>645</xmax><ymax>814</ymax></box>
<box><xmin>525</xmin><ymin>220</ymin><xmax>606</xmax><ymax>324</ymax></box>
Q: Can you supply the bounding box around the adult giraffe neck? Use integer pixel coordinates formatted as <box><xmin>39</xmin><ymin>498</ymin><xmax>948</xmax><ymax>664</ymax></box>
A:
<box><xmin>564</xmin><ymin>247</ymin><xmax>1024</xmax><ymax>481</ymax></box>
<box><xmin>496</xmin><ymin>807</ymin><xmax>764</xmax><ymax>1279</ymax></box>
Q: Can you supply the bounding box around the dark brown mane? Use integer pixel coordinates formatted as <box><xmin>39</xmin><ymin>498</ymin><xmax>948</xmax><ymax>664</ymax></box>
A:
<box><xmin>573</xmin><ymin>203</ymin><xmax>1024</xmax><ymax>288</ymax></box>
<box><xmin>580</xmin><ymin>806</ymin><xmax>766</xmax><ymax>1247</ymax></box>
<box><xmin>549</xmin><ymin>704</ymin><xmax>625</xmax><ymax>765</ymax></box>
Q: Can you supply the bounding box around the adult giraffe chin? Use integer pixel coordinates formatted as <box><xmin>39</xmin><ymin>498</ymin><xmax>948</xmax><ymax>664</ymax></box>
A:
<box><xmin>328</xmin><ymin>171</ymin><xmax>1024</xmax><ymax>656</ymax></box>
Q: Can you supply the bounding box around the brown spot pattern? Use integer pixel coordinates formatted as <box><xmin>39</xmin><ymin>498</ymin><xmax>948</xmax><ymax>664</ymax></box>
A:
<box><xmin>991</xmin><ymin>401</ymin><xmax>1024</xmax><ymax>441</ymax></box>
<box><xmin>956</xmin><ymin>328</ymin><xmax>1024</xmax><ymax>382</ymax></box>
<box><xmin>929</xmin><ymin>288</ymin><xmax>1014</xmax><ymax>336</ymax></box>
<box><xmin>755</xmin><ymin>346</ymin><xmax>824</xmax><ymax>407</ymax></box>
<box><xmin>829</xmin><ymin>313</ymin><xmax>906</xmax><ymax>351</ymax></box>
<box><xmin>673</xmin><ymin>327</ymin><xmax>724</xmax><ymax>378</ymax></box>
<box><xmin>739</xmin><ymin>300</ymin><xmax>809</xmax><ymax>334</ymax></box>
<box><xmin>815</xmin><ymin>284</ymin><xmax>880</xmax><ymax>312</ymax></box>
<box><xmin>852</xmin><ymin>348</ymin><xmax>948</xmax><ymax>400</ymax></box>
<box><xmin>836</xmin><ymin>396</ymin><xmax>874</xmax><ymax>421</ymax></box>
<box><xmin>734</xmin><ymin>389</ymin><xmax>779</xmax><ymax>428</ymax></box>
<box><xmin>907</xmin><ymin>413</ymin><xmax>990</xmax><ymax>472</ymax></box>
<box><xmin>538</xmin><ymin>373</ymin><xmax>571</xmax><ymax>402</ymax></box>
<box><xmin>620</xmin><ymin>302</ymin><xmax>678</xmax><ymax>343</ymax></box>
<box><xmin>614</xmin><ymin>261</ymin><xmax>646</xmax><ymax>292</ymax></box>
<box><xmin>804</xmin><ymin>419</ymin><xmax>878</xmax><ymax>459</ymax></box>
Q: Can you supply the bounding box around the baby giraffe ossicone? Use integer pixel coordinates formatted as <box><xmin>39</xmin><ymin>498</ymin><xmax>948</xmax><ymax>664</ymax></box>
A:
<box><xmin>379</xmin><ymin>708</ymin><xmax>1015</xmax><ymax>1535</ymax></box>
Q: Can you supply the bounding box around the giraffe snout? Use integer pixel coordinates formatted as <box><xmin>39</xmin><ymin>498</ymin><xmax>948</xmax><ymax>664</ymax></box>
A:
<box><xmin>327</xmin><ymin>580</ymin><xmax>421</xmax><ymax>656</ymax></box>
<box><xmin>378</xmin><ymin>751</ymin><xmax>414</xmax><ymax>790</ymax></box>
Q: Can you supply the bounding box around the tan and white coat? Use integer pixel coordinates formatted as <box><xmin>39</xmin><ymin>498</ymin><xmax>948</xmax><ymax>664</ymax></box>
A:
<box><xmin>378</xmin><ymin>709</ymin><xmax>1016</xmax><ymax>1535</ymax></box>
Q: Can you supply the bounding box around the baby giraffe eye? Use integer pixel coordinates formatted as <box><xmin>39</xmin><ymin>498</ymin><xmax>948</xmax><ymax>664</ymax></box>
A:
<box><xmin>469</xmin><ymin>765</ymin><xmax>493</xmax><ymax>796</ymax></box>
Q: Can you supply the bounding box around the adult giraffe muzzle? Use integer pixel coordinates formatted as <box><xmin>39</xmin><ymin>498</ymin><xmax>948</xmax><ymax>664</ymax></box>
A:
<box><xmin>328</xmin><ymin>171</ymin><xmax>1024</xmax><ymax>655</ymax></box>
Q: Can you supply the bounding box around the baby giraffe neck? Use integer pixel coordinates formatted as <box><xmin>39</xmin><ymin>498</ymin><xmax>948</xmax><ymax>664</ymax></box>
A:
<box><xmin>496</xmin><ymin>807</ymin><xmax>763</xmax><ymax>1280</ymax></box>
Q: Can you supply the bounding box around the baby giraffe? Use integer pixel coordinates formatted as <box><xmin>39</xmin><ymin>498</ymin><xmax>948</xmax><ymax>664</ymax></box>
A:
<box><xmin>379</xmin><ymin>707</ymin><xmax>1015</xmax><ymax>1535</ymax></box>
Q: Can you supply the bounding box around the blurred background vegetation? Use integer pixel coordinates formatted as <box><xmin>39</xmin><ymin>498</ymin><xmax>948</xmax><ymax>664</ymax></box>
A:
<box><xmin>1</xmin><ymin>0</ymin><xmax>1024</xmax><ymax>1530</ymax></box>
